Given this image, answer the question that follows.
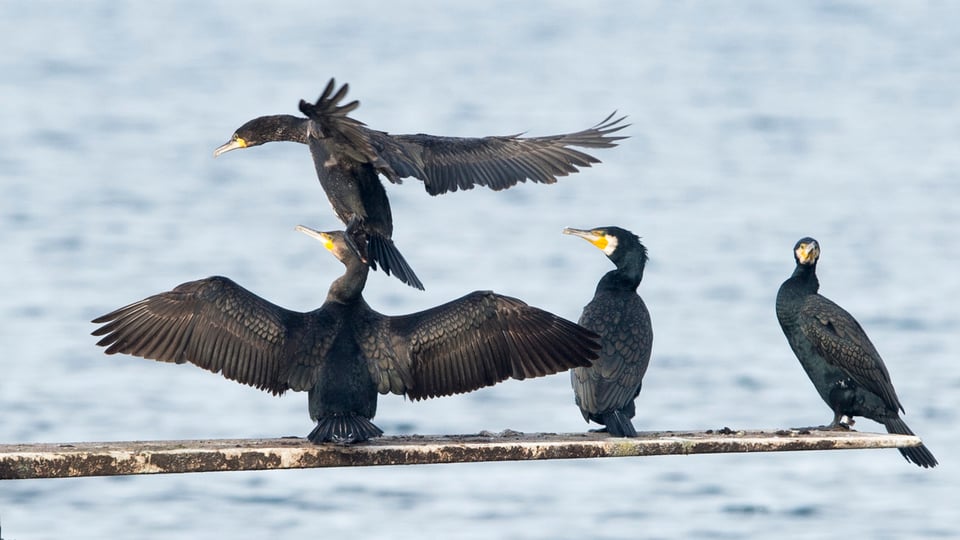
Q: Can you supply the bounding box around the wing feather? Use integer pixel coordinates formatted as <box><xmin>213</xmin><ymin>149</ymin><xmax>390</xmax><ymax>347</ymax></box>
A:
<box><xmin>572</xmin><ymin>294</ymin><xmax>652</xmax><ymax>415</ymax></box>
<box><xmin>799</xmin><ymin>295</ymin><xmax>902</xmax><ymax>412</ymax></box>
<box><xmin>91</xmin><ymin>276</ymin><xmax>331</xmax><ymax>396</ymax></box>
<box><xmin>297</xmin><ymin>80</ymin><xmax>626</xmax><ymax>195</ymax></box>
<box><xmin>358</xmin><ymin>291</ymin><xmax>600</xmax><ymax>400</ymax></box>
<box><xmin>377</xmin><ymin>114</ymin><xmax>627</xmax><ymax>195</ymax></box>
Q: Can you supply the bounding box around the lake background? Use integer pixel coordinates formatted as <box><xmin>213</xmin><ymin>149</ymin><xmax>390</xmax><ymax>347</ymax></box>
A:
<box><xmin>1</xmin><ymin>1</ymin><xmax>958</xmax><ymax>538</ymax></box>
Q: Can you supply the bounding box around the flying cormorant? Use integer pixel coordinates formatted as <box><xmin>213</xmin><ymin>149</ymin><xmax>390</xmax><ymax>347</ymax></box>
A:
<box><xmin>91</xmin><ymin>227</ymin><xmax>600</xmax><ymax>444</ymax></box>
<box><xmin>563</xmin><ymin>226</ymin><xmax>653</xmax><ymax>437</ymax></box>
<box><xmin>214</xmin><ymin>78</ymin><xmax>627</xmax><ymax>290</ymax></box>
<box><xmin>776</xmin><ymin>237</ymin><xmax>937</xmax><ymax>468</ymax></box>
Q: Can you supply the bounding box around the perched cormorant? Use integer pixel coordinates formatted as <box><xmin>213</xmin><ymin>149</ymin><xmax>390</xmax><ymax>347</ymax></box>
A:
<box><xmin>776</xmin><ymin>237</ymin><xmax>937</xmax><ymax>468</ymax></box>
<box><xmin>91</xmin><ymin>227</ymin><xmax>600</xmax><ymax>444</ymax></box>
<box><xmin>563</xmin><ymin>226</ymin><xmax>653</xmax><ymax>437</ymax></box>
<box><xmin>214</xmin><ymin>78</ymin><xmax>628</xmax><ymax>291</ymax></box>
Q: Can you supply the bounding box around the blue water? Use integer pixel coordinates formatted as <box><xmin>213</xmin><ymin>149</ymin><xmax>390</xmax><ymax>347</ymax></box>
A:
<box><xmin>2</xmin><ymin>1</ymin><xmax>958</xmax><ymax>538</ymax></box>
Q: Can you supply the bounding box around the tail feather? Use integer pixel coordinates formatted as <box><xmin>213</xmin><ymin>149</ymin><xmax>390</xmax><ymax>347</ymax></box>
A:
<box><xmin>308</xmin><ymin>414</ymin><xmax>384</xmax><ymax>445</ymax></box>
<box><xmin>884</xmin><ymin>416</ymin><xmax>938</xmax><ymax>468</ymax></box>
<box><xmin>367</xmin><ymin>233</ymin><xmax>424</xmax><ymax>290</ymax></box>
<box><xmin>601</xmin><ymin>409</ymin><xmax>638</xmax><ymax>438</ymax></box>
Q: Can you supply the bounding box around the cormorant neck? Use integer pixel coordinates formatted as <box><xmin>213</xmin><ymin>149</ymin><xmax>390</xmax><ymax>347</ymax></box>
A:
<box><xmin>326</xmin><ymin>259</ymin><xmax>369</xmax><ymax>303</ymax></box>
<box><xmin>598</xmin><ymin>265</ymin><xmax>643</xmax><ymax>293</ymax></box>
<box><xmin>788</xmin><ymin>262</ymin><xmax>819</xmax><ymax>293</ymax></box>
<box><xmin>599</xmin><ymin>250</ymin><xmax>645</xmax><ymax>292</ymax></box>
<box><xmin>265</xmin><ymin>115</ymin><xmax>310</xmax><ymax>144</ymax></box>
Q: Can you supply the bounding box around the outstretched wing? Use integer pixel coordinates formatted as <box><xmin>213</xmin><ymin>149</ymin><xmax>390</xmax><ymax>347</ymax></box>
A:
<box><xmin>91</xmin><ymin>276</ymin><xmax>336</xmax><ymax>395</ymax></box>
<box><xmin>798</xmin><ymin>295</ymin><xmax>903</xmax><ymax>412</ymax></box>
<box><xmin>357</xmin><ymin>291</ymin><xmax>599</xmax><ymax>400</ymax></box>
<box><xmin>297</xmin><ymin>79</ymin><xmax>627</xmax><ymax>194</ymax></box>
<box><xmin>375</xmin><ymin>112</ymin><xmax>628</xmax><ymax>195</ymax></box>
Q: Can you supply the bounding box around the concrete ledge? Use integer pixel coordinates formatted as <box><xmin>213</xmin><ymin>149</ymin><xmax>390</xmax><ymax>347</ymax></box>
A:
<box><xmin>0</xmin><ymin>428</ymin><xmax>921</xmax><ymax>480</ymax></box>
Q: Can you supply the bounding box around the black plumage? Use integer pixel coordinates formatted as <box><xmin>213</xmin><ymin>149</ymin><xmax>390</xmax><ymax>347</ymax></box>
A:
<box><xmin>214</xmin><ymin>78</ymin><xmax>627</xmax><ymax>290</ymax></box>
<box><xmin>563</xmin><ymin>226</ymin><xmax>653</xmax><ymax>437</ymax></box>
<box><xmin>776</xmin><ymin>237</ymin><xmax>937</xmax><ymax>468</ymax></box>
<box><xmin>91</xmin><ymin>227</ymin><xmax>600</xmax><ymax>444</ymax></box>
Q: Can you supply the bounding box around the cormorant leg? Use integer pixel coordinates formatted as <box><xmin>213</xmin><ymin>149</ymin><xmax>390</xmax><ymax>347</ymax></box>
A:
<box><xmin>825</xmin><ymin>412</ymin><xmax>853</xmax><ymax>431</ymax></box>
<box><xmin>343</xmin><ymin>218</ymin><xmax>369</xmax><ymax>264</ymax></box>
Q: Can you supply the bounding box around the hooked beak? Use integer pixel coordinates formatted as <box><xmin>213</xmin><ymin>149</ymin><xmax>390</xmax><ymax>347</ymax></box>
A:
<box><xmin>295</xmin><ymin>225</ymin><xmax>335</xmax><ymax>252</ymax></box>
<box><xmin>797</xmin><ymin>241</ymin><xmax>819</xmax><ymax>264</ymax></box>
<box><xmin>562</xmin><ymin>227</ymin><xmax>598</xmax><ymax>241</ymax></box>
<box><xmin>213</xmin><ymin>137</ymin><xmax>247</xmax><ymax>157</ymax></box>
<box><xmin>563</xmin><ymin>227</ymin><xmax>608</xmax><ymax>251</ymax></box>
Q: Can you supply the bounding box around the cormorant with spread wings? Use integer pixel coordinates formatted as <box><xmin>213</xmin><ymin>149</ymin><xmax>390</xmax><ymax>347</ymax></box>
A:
<box><xmin>214</xmin><ymin>79</ymin><xmax>627</xmax><ymax>290</ymax></box>
<box><xmin>92</xmin><ymin>226</ymin><xmax>600</xmax><ymax>444</ymax></box>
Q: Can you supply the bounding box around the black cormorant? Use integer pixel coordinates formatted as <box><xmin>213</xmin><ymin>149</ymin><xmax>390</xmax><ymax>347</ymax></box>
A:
<box><xmin>214</xmin><ymin>78</ymin><xmax>628</xmax><ymax>291</ymax></box>
<box><xmin>563</xmin><ymin>226</ymin><xmax>653</xmax><ymax>437</ymax></box>
<box><xmin>91</xmin><ymin>227</ymin><xmax>600</xmax><ymax>444</ymax></box>
<box><xmin>776</xmin><ymin>237</ymin><xmax>937</xmax><ymax>468</ymax></box>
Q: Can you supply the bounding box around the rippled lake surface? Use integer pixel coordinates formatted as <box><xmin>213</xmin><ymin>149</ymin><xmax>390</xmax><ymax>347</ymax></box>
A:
<box><xmin>2</xmin><ymin>1</ymin><xmax>958</xmax><ymax>538</ymax></box>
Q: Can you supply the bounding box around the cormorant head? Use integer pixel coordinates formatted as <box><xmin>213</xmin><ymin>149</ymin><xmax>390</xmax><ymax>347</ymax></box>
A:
<box><xmin>295</xmin><ymin>226</ymin><xmax>358</xmax><ymax>266</ymax></box>
<box><xmin>214</xmin><ymin>115</ymin><xmax>305</xmax><ymax>157</ymax></box>
<box><xmin>793</xmin><ymin>237</ymin><xmax>820</xmax><ymax>266</ymax></box>
<box><xmin>563</xmin><ymin>226</ymin><xmax>648</xmax><ymax>270</ymax></box>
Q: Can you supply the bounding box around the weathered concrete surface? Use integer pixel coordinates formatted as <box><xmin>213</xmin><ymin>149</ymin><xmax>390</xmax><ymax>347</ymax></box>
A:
<box><xmin>0</xmin><ymin>428</ymin><xmax>922</xmax><ymax>480</ymax></box>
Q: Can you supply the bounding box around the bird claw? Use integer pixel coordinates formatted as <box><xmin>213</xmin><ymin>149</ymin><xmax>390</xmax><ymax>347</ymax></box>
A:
<box><xmin>343</xmin><ymin>219</ymin><xmax>370</xmax><ymax>264</ymax></box>
<box><xmin>826</xmin><ymin>414</ymin><xmax>855</xmax><ymax>431</ymax></box>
